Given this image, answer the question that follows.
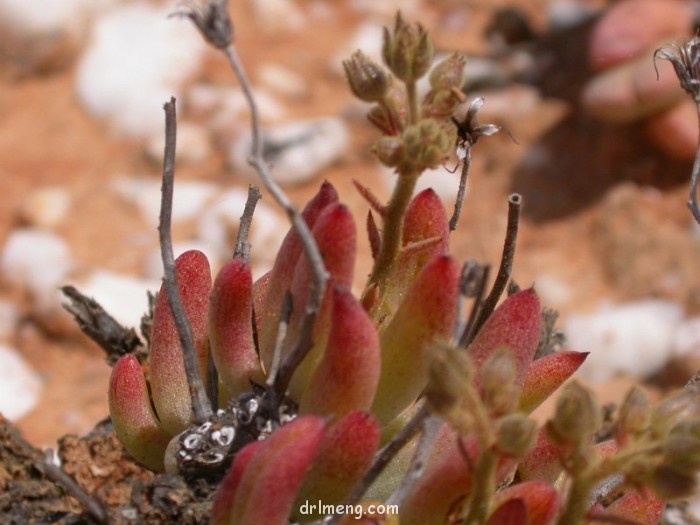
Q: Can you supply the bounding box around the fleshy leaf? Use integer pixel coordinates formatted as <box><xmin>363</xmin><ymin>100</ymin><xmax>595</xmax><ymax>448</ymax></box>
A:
<box><xmin>372</xmin><ymin>189</ymin><xmax>449</xmax><ymax>324</ymax></box>
<box><xmin>486</xmin><ymin>499</ymin><xmax>529</xmax><ymax>525</ymax></box>
<box><xmin>252</xmin><ymin>270</ymin><xmax>271</xmax><ymax>335</ymax></box>
<box><xmin>258</xmin><ymin>182</ymin><xmax>338</xmax><ymax>371</ymax></box>
<box><xmin>209</xmin><ymin>259</ymin><xmax>263</xmax><ymax>402</ymax></box>
<box><xmin>286</xmin><ymin>203</ymin><xmax>357</xmax><ymax>400</ymax></box>
<box><xmin>519</xmin><ymin>351</ymin><xmax>589</xmax><ymax>413</ymax></box>
<box><xmin>229</xmin><ymin>416</ymin><xmax>326</xmax><ymax>525</ymax></box>
<box><xmin>293</xmin><ymin>412</ymin><xmax>380</xmax><ymax>522</ymax></box>
<box><xmin>491</xmin><ymin>481</ymin><xmax>559</xmax><ymax>525</ymax></box>
<box><xmin>372</xmin><ymin>255</ymin><xmax>460</xmax><ymax>425</ymax></box>
<box><xmin>149</xmin><ymin>250</ymin><xmax>212</xmax><ymax>436</ymax></box>
<box><xmin>108</xmin><ymin>355</ymin><xmax>171</xmax><ymax>472</ymax></box>
<box><xmin>211</xmin><ymin>441</ymin><xmax>265</xmax><ymax>525</ymax></box>
<box><xmin>300</xmin><ymin>288</ymin><xmax>380</xmax><ymax>416</ymax></box>
<box><xmin>467</xmin><ymin>288</ymin><xmax>541</xmax><ymax>389</ymax></box>
<box><xmin>517</xmin><ymin>428</ymin><xmax>565</xmax><ymax>484</ymax></box>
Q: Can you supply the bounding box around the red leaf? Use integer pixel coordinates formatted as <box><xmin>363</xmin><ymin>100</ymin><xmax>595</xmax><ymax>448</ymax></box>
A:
<box><xmin>372</xmin><ymin>255</ymin><xmax>460</xmax><ymax>425</ymax></box>
<box><xmin>519</xmin><ymin>351</ymin><xmax>589</xmax><ymax>413</ymax></box>
<box><xmin>109</xmin><ymin>355</ymin><xmax>171</xmax><ymax>471</ymax></box>
<box><xmin>149</xmin><ymin>250</ymin><xmax>212</xmax><ymax>435</ymax></box>
<box><xmin>492</xmin><ymin>481</ymin><xmax>559</xmax><ymax>525</ymax></box>
<box><xmin>468</xmin><ymin>289</ymin><xmax>541</xmax><ymax>389</ymax></box>
<box><xmin>300</xmin><ymin>288</ymin><xmax>380</xmax><ymax>416</ymax></box>
<box><xmin>230</xmin><ymin>416</ymin><xmax>326</xmax><ymax>525</ymax></box>
<box><xmin>209</xmin><ymin>259</ymin><xmax>264</xmax><ymax>402</ymax></box>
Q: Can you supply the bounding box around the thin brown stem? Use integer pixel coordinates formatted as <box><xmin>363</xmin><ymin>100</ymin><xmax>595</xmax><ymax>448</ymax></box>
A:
<box><xmin>233</xmin><ymin>184</ymin><xmax>261</xmax><ymax>261</ymax></box>
<box><xmin>449</xmin><ymin>145</ymin><xmax>472</xmax><ymax>231</ymax></box>
<box><xmin>159</xmin><ymin>98</ymin><xmax>212</xmax><ymax>422</ymax></box>
<box><xmin>221</xmin><ymin>44</ymin><xmax>329</xmax><ymax>397</ymax></box>
<box><xmin>470</xmin><ymin>193</ymin><xmax>522</xmax><ymax>338</ymax></box>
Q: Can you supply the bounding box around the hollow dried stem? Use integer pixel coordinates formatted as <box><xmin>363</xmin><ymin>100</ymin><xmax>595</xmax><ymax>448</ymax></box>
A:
<box><xmin>470</xmin><ymin>193</ymin><xmax>522</xmax><ymax>337</ymax></box>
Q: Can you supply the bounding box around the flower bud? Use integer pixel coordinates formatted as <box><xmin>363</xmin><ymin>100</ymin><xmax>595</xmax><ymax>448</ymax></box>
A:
<box><xmin>494</xmin><ymin>413</ymin><xmax>537</xmax><ymax>458</ymax></box>
<box><xmin>425</xmin><ymin>341</ymin><xmax>473</xmax><ymax>432</ymax></box>
<box><xmin>662</xmin><ymin>421</ymin><xmax>700</xmax><ymax>476</ymax></box>
<box><xmin>400</xmin><ymin>118</ymin><xmax>454</xmax><ymax>173</ymax></box>
<box><xmin>616</xmin><ymin>385</ymin><xmax>651</xmax><ymax>444</ymax></box>
<box><xmin>481</xmin><ymin>347</ymin><xmax>518</xmax><ymax>416</ymax></box>
<box><xmin>343</xmin><ymin>50</ymin><xmax>390</xmax><ymax>103</ymax></box>
<box><xmin>372</xmin><ymin>136</ymin><xmax>405</xmax><ymax>167</ymax></box>
<box><xmin>546</xmin><ymin>381</ymin><xmax>601</xmax><ymax>446</ymax></box>
<box><xmin>382</xmin><ymin>12</ymin><xmax>434</xmax><ymax>84</ymax></box>
<box><xmin>429</xmin><ymin>52</ymin><xmax>468</xmax><ymax>91</ymax></box>
<box><xmin>651</xmin><ymin>389</ymin><xmax>700</xmax><ymax>439</ymax></box>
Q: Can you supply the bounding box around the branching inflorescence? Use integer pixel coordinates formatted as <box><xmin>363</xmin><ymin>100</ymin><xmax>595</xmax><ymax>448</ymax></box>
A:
<box><xmin>60</xmin><ymin>5</ymin><xmax>700</xmax><ymax>525</ymax></box>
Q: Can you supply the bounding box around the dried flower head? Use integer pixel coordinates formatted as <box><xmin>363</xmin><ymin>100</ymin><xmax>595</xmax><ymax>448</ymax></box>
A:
<box><xmin>654</xmin><ymin>37</ymin><xmax>700</xmax><ymax>103</ymax></box>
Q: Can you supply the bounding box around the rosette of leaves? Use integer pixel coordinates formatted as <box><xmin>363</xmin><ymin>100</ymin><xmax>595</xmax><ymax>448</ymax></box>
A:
<box><xmin>97</xmin><ymin>7</ymin><xmax>700</xmax><ymax>525</ymax></box>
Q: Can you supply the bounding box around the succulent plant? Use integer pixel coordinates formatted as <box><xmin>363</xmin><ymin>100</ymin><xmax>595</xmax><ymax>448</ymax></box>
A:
<box><xmin>82</xmin><ymin>5</ymin><xmax>700</xmax><ymax>525</ymax></box>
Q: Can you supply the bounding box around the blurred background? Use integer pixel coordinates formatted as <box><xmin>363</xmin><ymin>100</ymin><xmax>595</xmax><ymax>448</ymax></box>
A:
<box><xmin>2</xmin><ymin>0</ymin><xmax>700</xmax><ymax>448</ymax></box>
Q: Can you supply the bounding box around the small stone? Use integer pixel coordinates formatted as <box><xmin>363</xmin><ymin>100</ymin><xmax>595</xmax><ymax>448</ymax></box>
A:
<box><xmin>0</xmin><ymin>228</ymin><xmax>73</xmax><ymax>311</ymax></box>
<box><xmin>229</xmin><ymin>117</ymin><xmax>349</xmax><ymax>186</ymax></box>
<box><xmin>17</xmin><ymin>186</ymin><xmax>71</xmax><ymax>229</ymax></box>
<box><xmin>534</xmin><ymin>274</ymin><xmax>573</xmax><ymax>308</ymax></box>
<box><xmin>111</xmin><ymin>176</ymin><xmax>217</xmax><ymax>227</ymax></box>
<box><xmin>257</xmin><ymin>63</ymin><xmax>308</xmax><ymax>100</ymax></box>
<box><xmin>331</xmin><ymin>22</ymin><xmax>384</xmax><ymax>76</ymax></box>
<box><xmin>76</xmin><ymin>4</ymin><xmax>205</xmax><ymax>138</ymax></box>
<box><xmin>71</xmin><ymin>270</ymin><xmax>160</xmax><ymax>330</ymax></box>
<box><xmin>0</xmin><ymin>344</ymin><xmax>42</xmax><ymax>421</ymax></box>
<box><xmin>250</xmin><ymin>0</ymin><xmax>306</xmax><ymax>34</ymax></box>
<box><xmin>567</xmin><ymin>300</ymin><xmax>684</xmax><ymax>382</ymax></box>
<box><xmin>381</xmin><ymin>165</ymin><xmax>461</xmax><ymax>201</ymax></box>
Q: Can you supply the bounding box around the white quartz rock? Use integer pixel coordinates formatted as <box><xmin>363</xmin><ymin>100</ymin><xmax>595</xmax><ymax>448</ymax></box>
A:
<box><xmin>229</xmin><ymin>117</ymin><xmax>349</xmax><ymax>186</ymax></box>
<box><xmin>567</xmin><ymin>300</ymin><xmax>684</xmax><ymax>382</ymax></box>
<box><xmin>17</xmin><ymin>186</ymin><xmax>71</xmax><ymax>229</ymax></box>
<box><xmin>0</xmin><ymin>229</ymin><xmax>73</xmax><ymax>311</ymax></box>
<box><xmin>76</xmin><ymin>3</ymin><xmax>205</xmax><ymax>138</ymax></box>
<box><xmin>111</xmin><ymin>176</ymin><xmax>217</xmax><ymax>227</ymax></box>
<box><xmin>0</xmin><ymin>344</ymin><xmax>42</xmax><ymax>421</ymax></box>
<box><xmin>72</xmin><ymin>270</ymin><xmax>160</xmax><ymax>331</ymax></box>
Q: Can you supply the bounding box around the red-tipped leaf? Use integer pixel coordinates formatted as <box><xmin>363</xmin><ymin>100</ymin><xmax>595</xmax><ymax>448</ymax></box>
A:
<box><xmin>229</xmin><ymin>416</ymin><xmax>326</xmax><ymax>525</ymax></box>
<box><xmin>209</xmin><ymin>259</ymin><xmax>263</xmax><ymax>402</ymax></box>
<box><xmin>372</xmin><ymin>255</ymin><xmax>460</xmax><ymax>425</ymax></box>
<box><xmin>149</xmin><ymin>250</ymin><xmax>212</xmax><ymax>436</ymax></box>
<box><xmin>293</xmin><ymin>412</ymin><xmax>380</xmax><ymax>521</ymax></box>
<box><xmin>108</xmin><ymin>355</ymin><xmax>171</xmax><ymax>471</ymax></box>
<box><xmin>491</xmin><ymin>481</ymin><xmax>559</xmax><ymax>525</ymax></box>
<box><xmin>519</xmin><ymin>351</ymin><xmax>589</xmax><ymax>413</ymax></box>
<box><xmin>300</xmin><ymin>288</ymin><xmax>380</xmax><ymax>416</ymax></box>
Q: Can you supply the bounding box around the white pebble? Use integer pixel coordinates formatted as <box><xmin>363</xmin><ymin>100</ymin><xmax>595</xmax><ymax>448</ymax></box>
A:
<box><xmin>111</xmin><ymin>176</ymin><xmax>217</xmax><ymax>227</ymax></box>
<box><xmin>331</xmin><ymin>22</ymin><xmax>384</xmax><ymax>75</ymax></box>
<box><xmin>673</xmin><ymin>316</ymin><xmax>700</xmax><ymax>358</ymax></box>
<box><xmin>0</xmin><ymin>344</ymin><xmax>42</xmax><ymax>421</ymax></box>
<box><xmin>0</xmin><ymin>0</ymin><xmax>113</xmax><ymax>35</ymax></box>
<box><xmin>0</xmin><ymin>229</ymin><xmax>73</xmax><ymax>311</ymax></box>
<box><xmin>533</xmin><ymin>275</ymin><xmax>573</xmax><ymax>309</ymax></box>
<box><xmin>567</xmin><ymin>301</ymin><xmax>684</xmax><ymax>382</ymax></box>
<box><xmin>251</xmin><ymin>0</ymin><xmax>306</xmax><ymax>33</ymax></box>
<box><xmin>71</xmin><ymin>270</ymin><xmax>160</xmax><ymax>330</ymax></box>
<box><xmin>17</xmin><ymin>186</ymin><xmax>71</xmax><ymax>229</ymax></box>
<box><xmin>76</xmin><ymin>3</ymin><xmax>205</xmax><ymax>138</ymax></box>
<box><xmin>257</xmin><ymin>63</ymin><xmax>308</xmax><ymax>100</ymax></box>
<box><xmin>229</xmin><ymin>117</ymin><xmax>349</xmax><ymax>186</ymax></box>
<box><xmin>380</xmin><ymin>164</ymin><xmax>461</xmax><ymax>202</ymax></box>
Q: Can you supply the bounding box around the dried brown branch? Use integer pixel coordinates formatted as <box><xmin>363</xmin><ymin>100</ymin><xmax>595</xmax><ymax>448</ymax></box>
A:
<box><xmin>60</xmin><ymin>285</ymin><xmax>144</xmax><ymax>366</ymax></box>
<box><xmin>449</xmin><ymin>145</ymin><xmax>471</xmax><ymax>231</ymax></box>
<box><xmin>688</xmin><ymin>105</ymin><xmax>700</xmax><ymax>225</ymax></box>
<box><xmin>454</xmin><ymin>260</ymin><xmax>489</xmax><ymax>346</ymax></box>
<box><xmin>158</xmin><ymin>97</ymin><xmax>212</xmax><ymax>422</ymax></box>
<box><xmin>233</xmin><ymin>184</ymin><xmax>261</xmax><ymax>261</ymax></box>
<box><xmin>470</xmin><ymin>193</ymin><xmax>522</xmax><ymax>338</ymax></box>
